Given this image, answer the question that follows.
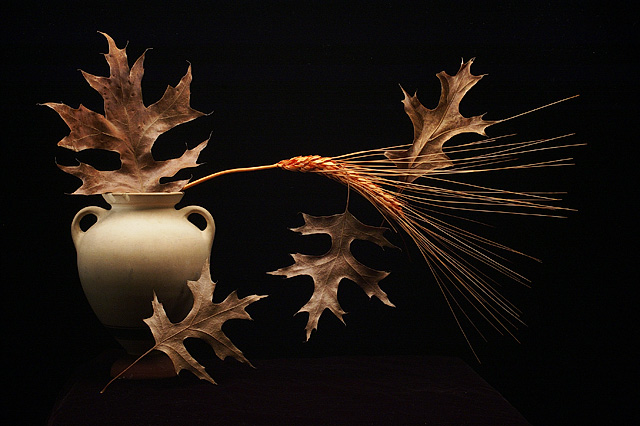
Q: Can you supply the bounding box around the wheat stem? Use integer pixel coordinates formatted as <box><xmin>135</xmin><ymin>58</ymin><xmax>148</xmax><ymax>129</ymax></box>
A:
<box><xmin>183</xmin><ymin>163</ymin><xmax>280</xmax><ymax>189</ymax></box>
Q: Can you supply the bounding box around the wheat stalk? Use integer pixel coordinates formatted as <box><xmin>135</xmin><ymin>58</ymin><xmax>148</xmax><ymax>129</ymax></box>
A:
<box><xmin>185</xmin><ymin>132</ymin><xmax>580</xmax><ymax>358</ymax></box>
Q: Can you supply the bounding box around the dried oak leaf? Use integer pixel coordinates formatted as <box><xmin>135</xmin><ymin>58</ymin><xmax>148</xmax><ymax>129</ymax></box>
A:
<box><xmin>269</xmin><ymin>209</ymin><xmax>398</xmax><ymax>340</ymax></box>
<box><xmin>45</xmin><ymin>32</ymin><xmax>207</xmax><ymax>194</ymax></box>
<box><xmin>144</xmin><ymin>260</ymin><xmax>266</xmax><ymax>384</ymax></box>
<box><xmin>385</xmin><ymin>58</ymin><xmax>497</xmax><ymax>182</ymax></box>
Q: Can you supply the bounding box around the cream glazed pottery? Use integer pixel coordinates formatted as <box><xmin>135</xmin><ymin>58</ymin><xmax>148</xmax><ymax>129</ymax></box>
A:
<box><xmin>71</xmin><ymin>192</ymin><xmax>215</xmax><ymax>355</ymax></box>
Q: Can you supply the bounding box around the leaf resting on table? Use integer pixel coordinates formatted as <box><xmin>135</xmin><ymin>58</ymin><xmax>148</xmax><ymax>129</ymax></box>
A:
<box><xmin>144</xmin><ymin>260</ymin><xmax>266</xmax><ymax>384</ymax></box>
<box><xmin>385</xmin><ymin>58</ymin><xmax>497</xmax><ymax>182</ymax></box>
<box><xmin>269</xmin><ymin>209</ymin><xmax>398</xmax><ymax>340</ymax></box>
<box><xmin>45</xmin><ymin>32</ymin><xmax>207</xmax><ymax>194</ymax></box>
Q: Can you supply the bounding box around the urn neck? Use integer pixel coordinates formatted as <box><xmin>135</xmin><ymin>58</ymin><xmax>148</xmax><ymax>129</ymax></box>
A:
<box><xmin>102</xmin><ymin>192</ymin><xmax>184</xmax><ymax>208</ymax></box>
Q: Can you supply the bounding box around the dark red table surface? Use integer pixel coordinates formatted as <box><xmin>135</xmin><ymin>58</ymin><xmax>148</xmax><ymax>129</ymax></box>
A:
<box><xmin>48</xmin><ymin>352</ymin><xmax>530</xmax><ymax>425</ymax></box>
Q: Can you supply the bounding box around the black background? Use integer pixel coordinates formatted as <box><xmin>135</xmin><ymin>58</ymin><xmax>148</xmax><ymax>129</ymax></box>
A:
<box><xmin>3</xmin><ymin>1</ymin><xmax>635</xmax><ymax>424</ymax></box>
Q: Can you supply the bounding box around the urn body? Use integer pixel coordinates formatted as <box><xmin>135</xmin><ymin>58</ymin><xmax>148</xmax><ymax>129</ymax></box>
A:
<box><xmin>71</xmin><ymin>193</ymin><xmax>215</xmax><ymax>354</ymax></box>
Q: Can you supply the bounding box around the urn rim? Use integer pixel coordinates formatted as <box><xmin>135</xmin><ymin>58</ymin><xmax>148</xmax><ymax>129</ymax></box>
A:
<box><xmin>102</xmin><ymin>192</ymin><xmax>185</xmax><ymax>206</ymax></box>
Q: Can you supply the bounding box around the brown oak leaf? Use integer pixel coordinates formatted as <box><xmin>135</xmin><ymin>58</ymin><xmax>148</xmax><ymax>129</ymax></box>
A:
<box><xmin>385</xmin><ymin>58</ymin><xmax>497</xmax><ymax>182</ymax></box>
<box><xmin>143</xmin><ymin>260</ymin><xmax>266</xmax><ymax>384</ymax></box>
<box><xmin>269</xmin><ymin>209</ymin><xmax>398</xmax><ymax>340</ymax></box>
<box><xmin>45</xmin><ymin>32</ymin><xmax>207</xmax><ymax>194</ymax></box>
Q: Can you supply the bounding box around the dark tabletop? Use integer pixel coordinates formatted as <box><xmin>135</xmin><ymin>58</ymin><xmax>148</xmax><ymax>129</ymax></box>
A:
<box><xmin>48</xmin><ymin>352</ymin><xmax>530</xmax><ymax>425</ymax></box>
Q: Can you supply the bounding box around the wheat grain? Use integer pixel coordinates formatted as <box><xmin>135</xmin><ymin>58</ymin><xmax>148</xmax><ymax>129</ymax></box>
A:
<box><xmin>277</xmin><ymin>155</ymin><xmax>405</xmax><ymax>219</ymax></box>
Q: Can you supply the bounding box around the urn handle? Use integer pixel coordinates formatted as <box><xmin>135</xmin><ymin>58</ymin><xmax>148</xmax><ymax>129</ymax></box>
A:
<box><xmin>71</xmin><ymin>206</ymin><xmax>108</xmax><ymax>248</ymax></box>
<box><xmin>181</xmin><ymin>205</ymin><xmax>216</xmax><ymax>241</ymax></box>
